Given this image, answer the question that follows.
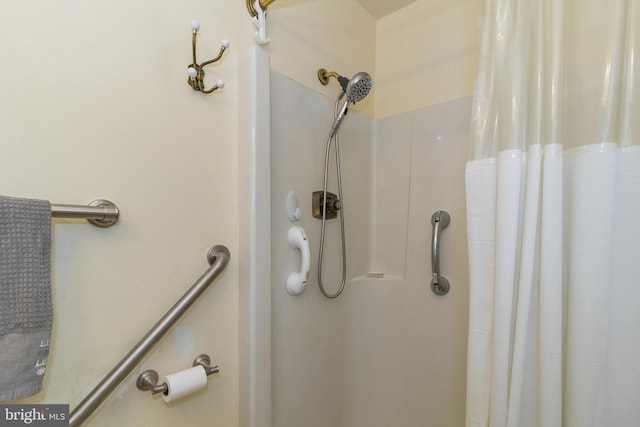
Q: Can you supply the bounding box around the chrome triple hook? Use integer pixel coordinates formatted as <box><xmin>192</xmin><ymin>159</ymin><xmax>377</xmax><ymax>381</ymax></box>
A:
<box><xmin>187</xmin><ymin>21</ymin><xmax>229</xmax><ymax>94</ymax></box>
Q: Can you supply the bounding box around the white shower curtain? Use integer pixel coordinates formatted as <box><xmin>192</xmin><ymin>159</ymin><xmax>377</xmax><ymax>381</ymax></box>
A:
<box><xmin>465</xmin><ymin>1</ymin><xmax>640</xmax><ymax>426</ymax></box>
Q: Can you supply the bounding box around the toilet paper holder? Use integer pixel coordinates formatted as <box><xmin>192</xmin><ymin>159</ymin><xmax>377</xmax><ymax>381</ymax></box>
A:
<box><xmin>136</xmin><ymin>354</ymin><xmax>219</xmax><ymax>396</ymax></box>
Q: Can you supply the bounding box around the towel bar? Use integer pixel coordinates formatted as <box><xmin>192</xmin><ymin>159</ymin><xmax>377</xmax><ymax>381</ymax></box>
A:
<box><xmin>51</xmin><ymin>199</ymin><xmax>119</xmax><ymax>228</ymax></box>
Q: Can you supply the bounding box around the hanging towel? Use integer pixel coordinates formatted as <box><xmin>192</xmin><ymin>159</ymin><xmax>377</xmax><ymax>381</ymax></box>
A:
<box><xmin>0</xmin><ymin>195</ymin><xmax>52</xmax><ymax>401</ymax></box>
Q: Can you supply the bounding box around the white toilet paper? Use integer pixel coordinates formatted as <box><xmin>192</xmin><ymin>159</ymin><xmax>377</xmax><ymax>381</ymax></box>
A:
<box><xmin>162</xmin><ymin>365</ymin><xmax>208</xmax><ymax>402</ymax></box>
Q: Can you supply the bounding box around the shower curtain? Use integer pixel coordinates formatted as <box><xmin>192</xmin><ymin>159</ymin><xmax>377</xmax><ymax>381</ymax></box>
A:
<box><xmin>465</xmin><ymin>1</ymin><xmax>640</xmax><ymax>426</ymax></box>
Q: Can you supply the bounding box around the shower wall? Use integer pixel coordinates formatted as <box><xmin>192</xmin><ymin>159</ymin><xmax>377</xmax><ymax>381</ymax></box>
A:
<box><xmin>270</xmin><ymin>69</ymin><xmax>471</xmax><ymax>426</ymax></box>
<box><xmin>267</xmin><ymin>1</ymin><xmax>478</xmax><ymax>426</ymax></box>
<box><xmin>270</xmin><ymin>71</ymin><xmax>373</xmax><ymax>427</ymax></box>
<box><xmin>344</xmin><ymin>96</ymin><xmax>471</xmax><ymax>426</ymax></box>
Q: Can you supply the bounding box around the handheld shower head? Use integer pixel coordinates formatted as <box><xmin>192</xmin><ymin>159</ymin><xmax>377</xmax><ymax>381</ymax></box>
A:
<box><xmin>318</xmin><ymin>69</ymin><xmax>373</xmax><ymax>139</ymax></box>
<box><xmin>344</xmin><ymin>71</ymin><xmax>373</xmax><ymax>104</ymax></box>
<box><xmin>318</xmin><ymin>69</ymin><xmax>373</xmax><ymax>103</ymax></box>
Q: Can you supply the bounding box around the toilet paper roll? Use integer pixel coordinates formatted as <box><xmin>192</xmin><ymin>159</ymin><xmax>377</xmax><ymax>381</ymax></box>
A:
<box><xmin>161</xmin><ymin>365</ymin><xmax>208</xmax><ymax>402</ymax></box>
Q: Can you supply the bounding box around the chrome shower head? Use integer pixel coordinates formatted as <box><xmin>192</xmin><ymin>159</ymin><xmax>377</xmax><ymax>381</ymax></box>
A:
<box><xmin>318</xmin><ymin>68</ymin><xmax>373</xmax><ymax>103</ymax></box>
<box><xmin>344</xmin><ymin>71</ymin><xmax>372</xmax><ymax>104</ymax></box>
<box><xmin>318</xmin><ymin>68</ymin><xmax>374</xmax><ymax>139</ymax></box>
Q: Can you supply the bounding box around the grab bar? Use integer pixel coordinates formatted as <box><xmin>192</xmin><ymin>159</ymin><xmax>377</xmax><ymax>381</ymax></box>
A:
<box><xmin>430</xmin><ymin>210</ymin><xmax>450</xmax><ymax>295</ymax></box>
<box><xmin>69</xmin><ymin>245</ymin><xmax>231</xmax><ymax>427</ymax></box>
<box><xmin>51</xmin><ymin>199</ymin><xmax>119</xmax><ymax>228</ymax></box>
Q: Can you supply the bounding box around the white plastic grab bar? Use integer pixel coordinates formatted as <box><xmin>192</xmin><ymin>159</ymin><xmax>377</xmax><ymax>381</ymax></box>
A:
<box><xmin>287</xmin><ymin>226</ymin><xmax>310</xmax><ymax>295</ymax></box>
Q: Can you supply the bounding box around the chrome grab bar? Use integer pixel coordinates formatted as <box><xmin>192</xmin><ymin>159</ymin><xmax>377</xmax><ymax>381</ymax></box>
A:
<box><xmin>69</xmin><ymin>245</ymin><xmax>231</xmax><ymax>427</ymax></box>
<box><xmin>430</xmin><ymin>210</ymin><xmax>450</xmax><ymax>295</ymax></box>
<box><xmin>51</xmin><ymin>199</ymin><xmax>119</xmax><ymax>228</ymax></box>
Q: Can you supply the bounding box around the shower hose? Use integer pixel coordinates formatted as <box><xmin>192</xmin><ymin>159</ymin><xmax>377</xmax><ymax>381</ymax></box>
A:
<box><xmin>317</xmin><ymin>94</ymin><xmax>348</xmax><ymax>298</ymax></box>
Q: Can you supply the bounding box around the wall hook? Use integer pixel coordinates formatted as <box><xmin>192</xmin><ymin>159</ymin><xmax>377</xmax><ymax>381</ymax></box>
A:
<box><xmin>187</xmin><ymin>21</ymin><xmax>229</xmax><ymax>94</ymax></box>
<box><xmin>247</xmin><ymin>0</ymin><xmax>276</xmax><ymax>45</ymax></box>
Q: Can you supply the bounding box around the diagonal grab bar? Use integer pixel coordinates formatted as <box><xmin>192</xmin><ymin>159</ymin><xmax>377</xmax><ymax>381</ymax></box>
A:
<box><xmin>69</xmin><ymin>245</ymin><xmax>231</xmax><ymax>426</ymax></box>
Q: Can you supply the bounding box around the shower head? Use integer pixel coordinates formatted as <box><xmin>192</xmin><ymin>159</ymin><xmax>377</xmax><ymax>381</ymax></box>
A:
<box><xmin>318</xmin><ymin>69</ymin><xmax>373</xmax><ymax>139</ymax></box>
<box><xmin>344</xmin><ymin>71</ymin><xmax>373</xmax><ymax>104</ymax></box>
<box><xmin>318</xmin><ymin>68</ymin><xmax>373</xmax><ymax>104</ymax></box>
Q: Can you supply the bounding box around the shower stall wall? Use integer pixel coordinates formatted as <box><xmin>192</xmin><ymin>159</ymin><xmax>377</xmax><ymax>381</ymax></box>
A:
<box><xmin>237</xmin><ymin>2</ymin><xmax>480</xmax><ymax>426</ymax></box>
<box><xmin>270</xmin><ymin>70</ymin><xmax>471</xmax><ymax>427</ymax></box>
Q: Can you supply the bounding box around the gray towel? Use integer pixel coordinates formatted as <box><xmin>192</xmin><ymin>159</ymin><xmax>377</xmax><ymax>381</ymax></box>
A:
<box><xmin>0</xmin><ymin>196</ymin><xmax>52</xmax><ymax>401</ymax></box>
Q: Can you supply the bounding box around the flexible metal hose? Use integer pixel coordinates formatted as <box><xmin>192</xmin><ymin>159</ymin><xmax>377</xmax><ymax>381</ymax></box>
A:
<box><xmin>317</xmin><ymin>95</ymin><xmax>348</xmax><ymax>298</ymax></box>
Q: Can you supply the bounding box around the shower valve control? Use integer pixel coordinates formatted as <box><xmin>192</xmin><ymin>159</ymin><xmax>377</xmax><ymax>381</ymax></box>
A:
<box><xmin>312</xmin><ymin>191</ymin><xmax>341</xmax><ymax>220</ymax></box>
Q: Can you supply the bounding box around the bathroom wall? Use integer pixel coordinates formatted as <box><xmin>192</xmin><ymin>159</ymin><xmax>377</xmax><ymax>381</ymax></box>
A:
<box><xmin>266</xmin><ymin>0</ymin><xmax>376</xmax><ymax>119</ymax></box>
<box><xmin>374</xmin><ymin>0</ymin><xmax>480</xmax><ymax>118</ymax></box>
<box><xmin>266</xmin><ymin>0</ymin><xmax>480</xmax><ymax>119</ymax></box>
<box><xmin>0</xmin><ymin>1</ymin><xmax>250</xmax><ymax>426</ymax></box>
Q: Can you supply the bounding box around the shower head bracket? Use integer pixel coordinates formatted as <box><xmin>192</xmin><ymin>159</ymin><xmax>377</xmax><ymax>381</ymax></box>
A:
<box><xmin>318</xmin><ymin>68</ymin><xmax>342</xmax><ymax>86</ymax></box>
<box><xmin>317</xmin><ymin>70</ymin><xmax>350</xmax><ymax>93</ymax></box>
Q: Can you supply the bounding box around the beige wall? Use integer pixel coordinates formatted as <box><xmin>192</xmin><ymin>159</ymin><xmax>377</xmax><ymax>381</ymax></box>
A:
<box><xmin>266</xmin><ymin>0</ymin><xmax>377</xmax><ymax>118</ymax></box>
<box><xmin>265</xmin><ymin>0</ymin><xmax>479</xmax><ymax>118</ymax></box>
<box><xmin>0</xmin><ymin>1</ymin><xmax>250</xmax><ymax>426</ymax></box>
<box><xmin>375</xmin><ymin>0</ymin><xmax>480</xmax><ymax>118</ymax></box>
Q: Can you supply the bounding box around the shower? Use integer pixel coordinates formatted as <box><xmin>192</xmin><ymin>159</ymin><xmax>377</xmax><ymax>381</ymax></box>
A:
<box><xmin>314</xmin><ymin>68</ymin><xmax>373</xmax><ymax>298</ymax></box>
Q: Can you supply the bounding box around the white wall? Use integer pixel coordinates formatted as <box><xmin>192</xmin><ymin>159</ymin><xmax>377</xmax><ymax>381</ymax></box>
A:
<box><xmin>270</xmin><ymin>73</ymin><xmax>471</xmax><ymax>427</ymax></box>
<box><xmin>270</xmin><ymin>71</ymin><xmax>372</xmax><ymax>427</ymax></box>
<box><xmin>345</xmin><ymin>97</ymin><xmax>471</xmax><ymax>426</ymax></box>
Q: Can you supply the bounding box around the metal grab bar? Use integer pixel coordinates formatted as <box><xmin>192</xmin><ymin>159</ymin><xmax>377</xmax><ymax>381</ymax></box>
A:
<box><xmin>51</xmin><ymin>199</ymin><xmax>119</xmax><ymax>228</ymax></box>
<box><xmin>430</xmin><ymin>210</ymin><xmax>450</xmax><ymax>296</ymax></box>
<box><xmin>69</xmin><ymin>245</ymin><xmax>231</xmax><ymax>427</ymax></box>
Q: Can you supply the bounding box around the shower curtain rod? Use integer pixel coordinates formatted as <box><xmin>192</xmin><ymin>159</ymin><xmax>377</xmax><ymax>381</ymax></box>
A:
<box><xmin>246</xmin><ymin>0</ymin><xmax>276</xmax><ymax>17</ymax></box>
<box><xmin>50</xmin><ymin>199</ymin><xmax>119</xmax><ymax>228</ymax></box>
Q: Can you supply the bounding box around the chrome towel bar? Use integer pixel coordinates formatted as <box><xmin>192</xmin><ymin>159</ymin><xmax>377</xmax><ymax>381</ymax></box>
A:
<box><xmin>68</xmin><ymin>245</ymin><xmax>230</xmax><ymax>426</ymax></box>
<box><xmin>51</xmin><ymin>199</ymin><xmax>119</xmax><ymax>228</ymax></box>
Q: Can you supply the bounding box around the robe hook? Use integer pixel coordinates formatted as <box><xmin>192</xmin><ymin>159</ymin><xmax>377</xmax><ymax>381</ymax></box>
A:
<box><xmin>187</xmin><ymin>20</ymin><xmax>229</xmax><ymax>94</ymax></box>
